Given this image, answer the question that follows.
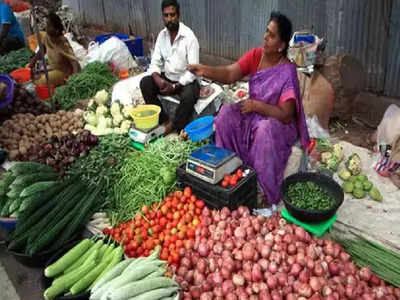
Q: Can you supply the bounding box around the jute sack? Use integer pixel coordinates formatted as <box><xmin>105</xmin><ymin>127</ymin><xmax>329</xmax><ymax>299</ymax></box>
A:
<box><xmin>298</xmin><ymin>70</ymin><xmax>334</xmax><ymax>130</ymax></box>
<box><xmin>319</xmin><ymin>55</ymin><xmax>365</xmax><ymax>121</ymax></box>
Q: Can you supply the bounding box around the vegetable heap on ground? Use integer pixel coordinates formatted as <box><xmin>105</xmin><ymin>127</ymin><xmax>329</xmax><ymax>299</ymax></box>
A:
<box><xmin>104</xmin><ymin>187</ymin><xmax>204</xmax><ymax>267</ymax></box>
<box><xmin>18</xmin><ymin>130</ymin><xmax>99</xmax><ymax>174</ymax></box>
<box><xmin>7</xmin><ymin>162</ymin><xmax>102</xmax><ymax>255</ymax></box>
<box><xmin>84</xmin><ymin>90</ymin><xmax>133</xmax><ymax>135</ymax></box>
<box><xmin>0</xmin><ymin>48</ymin><xmax>32</xmax><ymax>74</ymax></box>
<box><xmin>89</xmin><ymin>246</ymin><xmax>179</xmax><ymax>300</ymax></box>
<box><xmin>0</xmin><ymin>162</ymin><xmax>59</xmax><ymax>218</ymax></box>
<box><xmin>2</xmin><ymin>84</ymin><xmax>53</xmax><ymax>117</ymax></box>
<box><xmin>286</xmin><ymin>181</ymin><xmax>336</xmax><ymax>210</ymax></box>
<box><xmin>339</xmin><ymin>171</ymin><xmax>383</xmax><ymax>202</ymax></box>
<box><xmin>176</xmin><ymin>205</ymin><xmax>400</xmax><ymax>299</ymax></box>
<box><xmin>314</xmin><ymin>139</ymin><xmax>344</xmax><ymax>172</ymax></box>
<box><xmin>0</xmin><ymin>110</ymin><xmax>84</xmax><ymax>161</ymax></box>
<box><xmin>67</xmin><ymin>133</ymin><xmax>134</xmax><ymax>209</ymax></box>
<box><xmin>44</xmin><ymin>238</ymin><xmax>123</xmax><ymax>300</ymax></box>
<box><xmin>55</xmin><ymin>62</ymin><xmax>118</xmax><ymax>110</ymax></box>
<box><xmin>113</xmin><ymin>138</ymin><xmax>203</xmax><ymax>223</ymax></box>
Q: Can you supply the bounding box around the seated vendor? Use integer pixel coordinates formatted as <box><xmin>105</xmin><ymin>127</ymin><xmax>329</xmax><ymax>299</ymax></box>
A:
<box><xmin>0</xmin><ymin>0</ymin><xmax>25</xmax><ymax>55</ymax></box>
<box><xmin>139</xmin><ymin>0</ymin><xmax>200</xmax><ymax>135</ymax></box>
<box><xmin>29</xmin><ymin>13</ymin><xmax>80</xmax><ymax>87</ymax></box>
<box><xmin>188</xmin><ymin>12</ymin><xmax>310</xmax><ymax>206</ymax></box>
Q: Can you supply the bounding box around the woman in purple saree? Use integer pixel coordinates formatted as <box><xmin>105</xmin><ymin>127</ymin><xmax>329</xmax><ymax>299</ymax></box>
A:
<box><xmin>188</xmin><ymin>12</ymin><xmax>310</xmax><ymax>205</ymax></box>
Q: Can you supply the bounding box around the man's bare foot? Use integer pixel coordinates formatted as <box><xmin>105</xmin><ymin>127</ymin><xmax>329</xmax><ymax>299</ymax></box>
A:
<box><xmin>163</xmin><ymin>120</ymin><xmax>174</xmax><ymax>136</ymax></box>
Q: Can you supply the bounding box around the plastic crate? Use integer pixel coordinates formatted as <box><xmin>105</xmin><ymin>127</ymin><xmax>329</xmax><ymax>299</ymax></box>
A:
<box><xmin>177</xmin><ymin>163</ymin><xmax>257</xmax><ymax>210</ymax></box>
<box><xmin>95</xmin><ymin>34</ymin><xmax>143</xmax><ymax>57</ymax></box>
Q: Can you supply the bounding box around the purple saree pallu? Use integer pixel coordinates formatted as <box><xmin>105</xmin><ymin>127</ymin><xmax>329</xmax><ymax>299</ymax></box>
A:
<box><xmin>215</xmin><ymin>63</ymin><xmax>310</xmax><ymax>205</ymax></box>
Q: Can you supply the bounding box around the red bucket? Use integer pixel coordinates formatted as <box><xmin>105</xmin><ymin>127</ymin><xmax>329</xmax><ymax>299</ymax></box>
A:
<box><xmin>35</xmin><ymin>84</ymin><xmax>55</xmax><ymax>100</ymax></box>
<box><xmin>10</xmin><ymin>68</ymin><xmax>31</xmax><ymax>83</ymax></box>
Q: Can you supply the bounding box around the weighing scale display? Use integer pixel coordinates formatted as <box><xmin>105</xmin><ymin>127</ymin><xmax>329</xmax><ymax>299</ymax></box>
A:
<box><xmin>187</xmin><ymin>162</ymin><xmax>214</xmax><ymax>179</ymax></box>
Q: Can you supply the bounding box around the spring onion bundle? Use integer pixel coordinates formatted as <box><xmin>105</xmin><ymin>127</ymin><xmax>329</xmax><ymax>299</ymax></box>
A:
<box><xmin>336</xmin><ymin>235</ymin><xmax>400</xmax><ymax>287</ymax></box>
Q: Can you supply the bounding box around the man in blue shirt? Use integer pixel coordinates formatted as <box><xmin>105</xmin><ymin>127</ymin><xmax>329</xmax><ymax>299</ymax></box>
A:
<box><xmin>0</xmin><ymin>1</ymin><xmax>24</xmax><ymax>55</ymax></box>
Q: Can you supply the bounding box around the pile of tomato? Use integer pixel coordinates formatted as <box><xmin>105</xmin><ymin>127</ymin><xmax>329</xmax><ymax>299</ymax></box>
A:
<box><xmin>103</xmin><ymin>187</ymin><xmax>204</xmax><ymax>268</ymax></box>
<box><xmin>220</xmin><ymin>168</ymin><xmax>244</xmax><ymax>188</ymax></box>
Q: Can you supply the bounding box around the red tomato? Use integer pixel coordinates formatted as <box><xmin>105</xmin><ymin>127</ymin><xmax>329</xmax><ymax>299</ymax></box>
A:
<box><xmin>224</xmin><ymin>174</ymin><xmax>230</xmax><ymax>182</ymax></box>
<box><xmin>195</xmin><ymin>200</ymin><xmax>205</xmax><ymax>209</ymax></box>
<box><xmin>172</xmin><ymin>197</ymin><xmax>179</xmax><ymax>208</ymax></box>
<box><xmin>221</xmin><ymin>180</ymin><xmax>229</xmax><ymax>188</ymax></box>
<box><xmin>156</xmin><ymin>210</ymin><xmax>162</xmax><ymax>218</ymax></box>
<box><xmin>174</xmin><ymin>191</ymin><xmax>183</xmax><ymax>198</ymax></box>
<box><xmin>236</xmin><ymin>169</ymin><xmax>243</xmax><ymax>179</ymax></box>
<box><xmin>190</xmin><ymin>195</ymin><xmax>197</xmax><ymax>202</ymax></box>
<box><xmin>187</xmin><ymin>228</ymin><xmax>195</xmax><ymax>238</ymax></box>
<box><xmin>160</xmin><ymin>250</ymin><xmax>169</xmax><ymax>261</ymax></box>
<box><xmin>183</xmin><ymin>187</ymin><xmax>192</xmax><ymax>197</ymax></box>
<box><xmin>171</xmin><ymin>251</ymin><xmax>180</xmax><ymax>263</ymax></box>
<box><xmin>141</xmin><ymin>205</ymin><xmax>149</xmax><ymax>215</ymax></box>
<box><xmin>229</xmin><ymin>176</ymin><xmax>238</xmax><ymax>186</ymax></box>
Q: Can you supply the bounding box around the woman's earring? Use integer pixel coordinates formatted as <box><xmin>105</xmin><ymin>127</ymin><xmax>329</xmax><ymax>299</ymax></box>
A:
<box><xmin>279</xmin><ymin>49</ymin><xmax>282</xmax><ymax>52</ymax></box>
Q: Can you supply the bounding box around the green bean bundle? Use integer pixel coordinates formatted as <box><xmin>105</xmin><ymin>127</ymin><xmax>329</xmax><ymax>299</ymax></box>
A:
<box><xmin>113</xmin><ymin>138</ymin><xmax>202</xmax><ymax>223</ymax></box>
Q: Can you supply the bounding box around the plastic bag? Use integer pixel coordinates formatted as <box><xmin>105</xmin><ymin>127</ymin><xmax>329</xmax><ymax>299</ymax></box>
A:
<box><xmin>373</xmin><ymin>105</ymin><xmax>400</xmax><ymax>177</ymax></box>
<box><xmin>64</xmin><ymin>32</ymin><xmax>87</xmax><ymax>64</ymax></box>
<box><xmin>83</xmin><ymin>37</ymin><xmax>137</xmax><ymax>73</ymax></box>
<box><xmin>111</xmin><ymin>73</ymin><xmax>148</xmax><ymax>106</ymax></box>
<box><xmin>306</xmin><ymin>115</ymin><xmax>330</xmax><ymax>139</ymax></box>
<box><xmin>288</xmin><ymin>31</ymin><xmax>325</xmax><ymax>67</ymax></box>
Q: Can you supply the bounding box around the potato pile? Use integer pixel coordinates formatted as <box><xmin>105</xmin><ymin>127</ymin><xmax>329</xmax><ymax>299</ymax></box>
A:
<box><xmin>0</xmin><ymin>110</ymin><xmax>84</xmax><ymax>160</ymax></box>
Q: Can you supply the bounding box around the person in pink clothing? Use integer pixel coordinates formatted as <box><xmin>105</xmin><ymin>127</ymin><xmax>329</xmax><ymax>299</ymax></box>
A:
<box><xmin>188</xmin><ymin>12</ymin><xmax>310</xmax><ymax>206</ymax></box>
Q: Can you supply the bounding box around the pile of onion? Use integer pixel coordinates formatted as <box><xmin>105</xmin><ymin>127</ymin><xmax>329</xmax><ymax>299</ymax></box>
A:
<box><xmin>175</xmin><ymin>206</ymin><xmax>400</xmax><ymax>300</ymax></box>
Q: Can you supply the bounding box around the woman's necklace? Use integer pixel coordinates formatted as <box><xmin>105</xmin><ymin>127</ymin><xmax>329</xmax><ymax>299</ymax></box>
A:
<box><xmin>258</xmin><ymin>53</ymin><xmax>285</xmax><ymax>71</ymax></box>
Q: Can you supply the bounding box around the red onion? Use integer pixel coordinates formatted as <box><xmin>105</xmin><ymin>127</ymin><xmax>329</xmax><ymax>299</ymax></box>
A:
<box><xmin>298</xmin><ymin>283</ymin><xmax>312</xmax><ymax>297</ymax></box>
<box><xmin>285</xmin><ymin>294</ymin><xmax>297</xmax><ymax>300</ymax></box>
<box><xmin>328</xmin><ymin>260</ymin><xmax>340</xmax><ymax>276</ymax></box>
<box><xmin>266</xmin><ymin>275</ymin><xmax>277</xmax><ymax>289</ymax></box>
<box><xmin>310</xmin><ymin>294</ymin><xmax>323</xmax><ymax>300</ymax></box>
<box><xmin>190</xmin><ymin>286</ymin><xmax>201</xmax><ymax>298</ymax></box>
<box><xmin>194</xmin><ymin>270</ymin><xmax>205</xmax><ymax>285</ymax></box>
<box><xmin>181</xmin><ymin>256</ymin><xmax>192</xmax><ymax>269</ymax></box>
<box><xmin>344</xmin><ymin>261</ymin><xmax>357</xmax><ymax>275</ymax></box>
<box><xmin>221</xmin><ymin>280</ymin><xmax>235</xmax><ymax>295</ymax></box>
<box><xmin>287</xmin><ymin>255</ymin><xmax>296</xmax><ymax>266</ymax></box>
<box><xmin>309</xmin><ymin>276</ymin><xmax>322</xmax><ymax>292</ymax></box>
<box><xmin>339</xmin><ymin>251</ymin><xmax>350</xmax><ymax>262</ymax></box>
<box><xmin>258</xmin><ymin>258</ymin><xmax>269</xmax><ymax>271</ymax></box>
<box><xmin>212</xmin><ymin>271</ymin><xmax>223</xmax><ymax>286</ymax></box>
<box><xmin>268</xmin><ymin>261</ymin><xmax>278</xmax><ymax>274</ymax></box>
<box><xmin>261</xmin><ymin>245</ymin><xmax>272</xmax><ymax>258</ymax></box>
<box><xmin>213</xmin><ymin>242</ymin><xmax>223</xmax><ymax>254</ymax></box>
<box><xmin>252</xmin><ymin>282</ymin><xmax>260</xmax><ymax>294</ymax></box>
<box><xmin>251</xmin><ymin>264</ymin><xmax>263</xmax><ymax>282</ymax></box>
<box><xmin>295</xmin><ymin>226</ymin><xmax>307</xmax><ymax>242</ymax></box>
<box><xmin>242</xmin><ymin>243</ymin><xmax>255</xmax><ymax>261</ymax></box>
<box><xmin>243</xmin><ymin>269</ymin><xmax>252</xmax><ymax>282</ymax></box>
<box><xmin>226</xmin><ymin>293</ymin><xmax>238</xmax><ymax>300</ymax></box>
<box><xmin>270</xmin><ymin>290</ymin><xmax>283</xmax><ymax>300</ymax></box>
<box><xmin>233</xmin><ymin>249</ymin><xmax>243</xmax><ymax>261</ymax></box>
<box><xmin>177</xmin><ymin>266</ymin><xmax>188</xmax><ymax>277</ymax></box>
<box><xmin>234</xmin><ymin>227</ymin><xmax>246</xmax><ymax>239</ymax></box>
<box><xmin>197</xmin><ymin>258</ymin><xmax>207</xmax><ymax>274</ymax></box>
<box><xmin>232</xmin><ymin>273</ymin><xmax>245</xmax><ymax>286</ymax></box>
<box><xmin>296</xmin><ymin>252</ymin><xmax>306</xmax><ymax>266</ymax></box>
<box><xmin>276</xmin><ymin>272</ymin><xmax>288</xmax><ymax>287</ymax></box>
<box><xmin>225</xmin><ymin>239</ymin><xmax>234</xmax><ymax>250</ymax></box>
<box><xmin>359</xmin><ymin>267</ymin><xmax>372</xmax><ymax>281</ymax></box>
<box><xmin>287</xmin><ymin>244</ymin><xmax>297</xmax><ymax>255</ymax></box>
<box><xmin>322</xmin><ymin>285</ymin><xmax>333</xmax><ymax>296</ymax></box>
<box><xmin>299</xmin><ymin>268</ymin><xmax>310</xmax><ymax>283</ymax></box>
<box><xmin>369</xmin><ymin>274</ymin><xmax>381</xmax><ymax>286</ymax></box>
<box><xmin>289</xmin><ymin>263</ymin><xmax>302</xmax><ymax>276</ymax></box>
<box><xmin>198</xmin><ymin>243</ymin><xmax>210</xmax><ymax>257</ymax></box>
<box><xmin>313</xmin><ymin>262</ymin><xmax>325</xmax><ymax>276</ymax></box>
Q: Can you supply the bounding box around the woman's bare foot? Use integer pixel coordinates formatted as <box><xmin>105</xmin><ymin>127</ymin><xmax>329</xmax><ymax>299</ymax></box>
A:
<box><xmin>179</xmin><ymin>130</ymin><xmax>189</xmax><ymax>140</ymax></box>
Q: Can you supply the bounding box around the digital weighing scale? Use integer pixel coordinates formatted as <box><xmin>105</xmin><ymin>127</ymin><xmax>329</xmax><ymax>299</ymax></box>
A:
<box><xmin>186</xmin><ymin>145</ymin><xmax>243</xmax><ymax>184</ymax></box>
<box><xmin>129</xmin><ymin>125</ymin><xmax>165</xmax><ymax>149</ymax></box>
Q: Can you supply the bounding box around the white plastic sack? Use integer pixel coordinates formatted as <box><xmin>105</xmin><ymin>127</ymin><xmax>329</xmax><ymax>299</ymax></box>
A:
<box><xmin>64</xmin><ymin>32</ymin><xmax>87</xmax><ymax>64</ymax></box>
<box><xmin>83</xmin><ymin>37</ymin><xmax>137</xmax><ymax>72</ymax></box>
<box><xmin>111</xmin><ymin>72</ymin><xmax>148</xmax><ymax>106</ymax></box>
<box><xmin>306</xmin><ymin>115</ymin><xmax>330</xmax><ymax>138</ymax></box>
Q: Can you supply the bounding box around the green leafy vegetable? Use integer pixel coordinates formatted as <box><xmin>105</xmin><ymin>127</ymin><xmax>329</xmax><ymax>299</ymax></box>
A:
<box><xmin>0</xmin><ymin>48</ymin><xmax>32</xmax><ymax>74</ymax></box>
